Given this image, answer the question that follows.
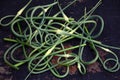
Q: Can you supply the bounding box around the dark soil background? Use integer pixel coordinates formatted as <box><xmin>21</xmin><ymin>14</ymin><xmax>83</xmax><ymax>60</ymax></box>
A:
<box><xmin>0</xmin><ymin>0</ymin><xmax>120</xmax><ymax>80</ymax></box>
